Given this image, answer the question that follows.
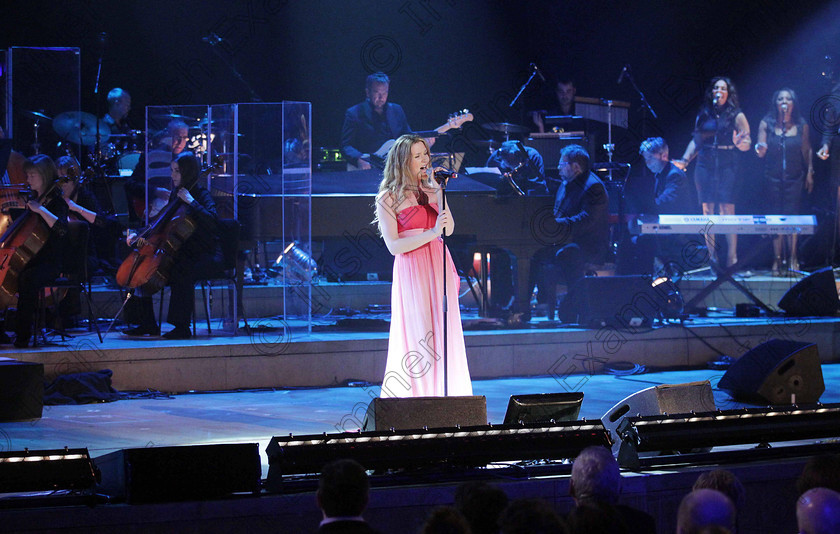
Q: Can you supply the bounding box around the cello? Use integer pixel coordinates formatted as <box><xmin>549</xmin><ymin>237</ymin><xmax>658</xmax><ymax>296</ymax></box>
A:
<box><xmin>115</xmin><ymin>181</ymin><xmax>201</xmax><ymax>294</ymax></box>
<box><xmin>0</xmin><ymin>180</ymin><xmax>63</xmax><ymax>309</ymax></box>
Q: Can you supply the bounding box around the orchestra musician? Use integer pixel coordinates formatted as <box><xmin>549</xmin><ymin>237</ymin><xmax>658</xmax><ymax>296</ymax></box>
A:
<box><xmin>341</xmin><ymin>72</ymin><xmax>425</xmax><ymax>171</ymax></box>
<box><xmin>121</xmin><ymin>151</ymin><xmax>221</xmax><ymax>339</ymax></box>
<box><xmin>530</xmin><ymin>77</ymin><xmax>577</xmax><ymax>134</ymax></box>
<box><xmin>57</xmin><ymin>156</ymin><xmax>121</xmax><ymax>274</ymax></box>
<box><xmin>531</xmin><ymin>145</ymin><xmax>609</xmax><ymax>321</ymax></box>
<box><xmin>485</xmin><ymin>140</ymin><xmax>548</xmax><ymax>196</ymax></box>
<box><xmin>102</xmin><ymin>88</ymin><xmax>132</xmax><ymax>136</ymax></box>
<box><xmin>755</xmin><ymin>88</ymin><xmax>814</xmax><ymax>274</ymax></box>
<box><xmin>674</xmin><ymin>76</ymin><xmax>751</xmax><ymax>269</ymax></box>
<box><xmin>125</xmin><ymin>119</ymin><xmax>189</xmax><ymax>222</ymax></box>
<box><xmin>3</xmin><ymin>155</ymin><xmax>69</xmax><ymax>348</ymax></box>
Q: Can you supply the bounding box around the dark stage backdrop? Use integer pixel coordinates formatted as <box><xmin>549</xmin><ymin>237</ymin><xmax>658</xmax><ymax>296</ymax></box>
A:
<box><xmin>2</xmin><ymin>0</ymin><xmax>839</xmax><ymax>211</ymax></box>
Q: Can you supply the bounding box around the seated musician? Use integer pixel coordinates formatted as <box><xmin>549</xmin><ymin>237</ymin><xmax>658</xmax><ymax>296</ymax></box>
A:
<box><xmin>619</xmin><ymin>137</ymin><xmax>698</xmax><ymax>275</ymax></box>
<box><xmin>530</xmin><ymin>145</ymin><xmax>609</xmax><ymax>321</ymax></box>
<box><xmin>341</xmin><ymin>72</ymin><xmax>417</xmax><ymax>170</ymax></box>
<box><xmin>102</xmin><ymin>87</ymin><xmax>132</xmax><ymax>136</ymax></box>
<box><xmin>3</xmin><ymin>155</ymin><xmax>69</xmax><ymax>348</ymax></box>
<box><xmin>122</xmin><ymin>151</ymin><xmax>221</xmax><ymax>339</ymax></box>
<box><xmin>529</xmin><ymin>77</ymin><xmax>576</xmax><ymax>134</ymax></box>
<box><xmin>57</xmin><ymin>156</ymin><xmax>121</xmax><ymax>274</ymax></box>
<box><xmin>125</xmin><ymin>119</ymin><xmax>189</xmax><ymax>222</ymax></box>
<box><xmin>486</xmin><ymin>140</ymin><xmax>548</xmax><ymax>196</ymax></box>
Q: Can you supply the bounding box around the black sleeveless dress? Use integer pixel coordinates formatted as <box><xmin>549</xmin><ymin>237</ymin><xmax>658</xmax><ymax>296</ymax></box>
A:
<box><xmin>764</xmin><ymin>117</ymin><xmax>806</xmax><ymax>214</ymax></box>
<box><xmin>693</xmin><ymin>107</ymin><xmax>740</xmax><ymax>204</ymax></box>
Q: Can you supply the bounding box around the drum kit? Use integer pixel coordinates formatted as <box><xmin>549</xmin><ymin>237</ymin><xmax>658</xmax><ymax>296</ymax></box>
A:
<box><xmin>20</xmin><ymin>108</ymin><xmax>235</xmax><ymax>177</ymax></box>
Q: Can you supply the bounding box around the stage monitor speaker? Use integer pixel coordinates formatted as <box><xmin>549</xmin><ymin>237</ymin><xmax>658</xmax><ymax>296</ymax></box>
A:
<box><xmin>96</xmin><ymin>443</ymin><xmax>261</xmax><ymax>503</ymax></box>
<box><xmin>559</xmin><ymin>275</ymin><xmax>659</xmax><ymax>328</ymax></box>
<box><xmin>600</xmin><ymin>380</ymin><xmax>715</xmax><ymax>454</ymax></box>
<box><xmin>0</xmin><ymin>360</ymin><xmax>43</xmax><ymax>422</ymax></box>
<box><xmin>362</xmin><ymin>396</ymin><xmax>487</xmax><ymax>432</ymax></box>
<box><xmin>503</xmin><ymin>392</ymin><xmax>584</xmax><ymax>424</ymax></box>
<box><xmin>718</xmin><ymin>339</ymin><xmax>824</xmax><ymax>404</ymax></box>
<box><xmin>778</xmin><ymin>266</ymin><xmax>839</xmax><ymax>316</ymax></box>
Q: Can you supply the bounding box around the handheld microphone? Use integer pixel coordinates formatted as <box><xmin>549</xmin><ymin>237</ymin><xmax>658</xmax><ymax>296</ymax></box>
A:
<box><xmin>781</xmin><ymin>103</ymin><xmax>789</xmax><ymax>112</ymax></box>
<box><xmin>713</xmin><ymin>95</ymin><xmax>720</xmax><ymax>106</ymax></box>
<box><xmin>433</xmin><ymin>169</ymin><xmax>456</xmax><ymax>184</ymax></box>
<box><xmin>530</xmin><ymin>63</ymin><xmax>546</xmax><ymax>82</ymax></box>
<box><xmin>617</xmin><ymin>65</ymin><xmax>628</xmax><ymax>84</ymax></box>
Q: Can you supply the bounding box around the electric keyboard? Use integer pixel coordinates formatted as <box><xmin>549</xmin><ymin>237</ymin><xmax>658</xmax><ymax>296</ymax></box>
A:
<box><xmin>638</xmin><ymin>214</ymin><xmax>816</xmax><ymax>235</ymax></box>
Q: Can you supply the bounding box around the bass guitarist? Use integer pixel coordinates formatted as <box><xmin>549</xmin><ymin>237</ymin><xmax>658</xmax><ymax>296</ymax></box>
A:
<box><xmin>341</xmin><ymin>72</ymin><xmax>433</xmax><ymax>171</ymax></box>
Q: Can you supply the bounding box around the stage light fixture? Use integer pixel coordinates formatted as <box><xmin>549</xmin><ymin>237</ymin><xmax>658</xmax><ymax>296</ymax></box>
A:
<box><xmin>616</xmin><ymin>403</ymin><xmax>840</xmax><ymax>469</ymax></box>
<box><xmin>266</xmin><ymin>420</ymin><xmax>611</xmax><ymax>490</ymax></box>
<box><xmin>0</xmin><ymin>448</ymin><xmax>98</xmax><ymax>493</ymax></box>
<box><xmin>269</xmin><ymin>241</ymin><xmax>317</xmax><ymax>281</ymax></box>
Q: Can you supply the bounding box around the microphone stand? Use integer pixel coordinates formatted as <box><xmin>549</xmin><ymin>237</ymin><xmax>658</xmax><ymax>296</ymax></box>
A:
<box><xmin>204</xmin><ymin>36</ymin><xmax>262</xmax><ymax>102</ymax></box>
<box><xmin>510</xmin><ymin>68</ymin><xmax>539</xmax><ymax>108</ymax></box>
<box><xmin>439</xmin><ymin>173</ymin><xmax>450</xmax><ymax>397</ymax></box>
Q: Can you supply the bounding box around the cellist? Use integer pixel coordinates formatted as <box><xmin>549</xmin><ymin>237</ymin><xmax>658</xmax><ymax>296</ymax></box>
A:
<box><xmin>2</xmin><ymin>155</ymin><xmax>69</xmax><ymax>348</ymax></box>
<box><xmin>121</xmin><ymin>151</ymin><xmax>221</xmax><ymax>339</ymax></box>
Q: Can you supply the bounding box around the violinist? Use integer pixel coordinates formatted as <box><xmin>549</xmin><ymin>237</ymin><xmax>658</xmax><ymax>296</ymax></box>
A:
<box><xmin>121</xmin><ymin>151</ymin><xmax>220</xmax><ymax>339</ymax></box>
<box><xmin>5</xmin><ymin>155</ymin><xmax>69</xmax><ymax>348</ymax></box>
<box><xmin>58</xmin><ymin>156</ymin><xmax>121</xmax><ymax>274</ymax></box>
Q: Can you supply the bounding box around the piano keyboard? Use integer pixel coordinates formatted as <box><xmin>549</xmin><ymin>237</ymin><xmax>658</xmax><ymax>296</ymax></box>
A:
<box><xmin>639</xmin><ymin>214</ymin><xmax>817</xmax><ymax>235</ymax></box>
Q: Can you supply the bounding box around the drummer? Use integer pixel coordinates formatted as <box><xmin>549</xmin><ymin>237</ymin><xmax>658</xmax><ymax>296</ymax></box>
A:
<box><xmin>124</xmin><ymin>119</ymin><xmax>189</xmax><ymax>222</ymax></box>
<box><xmin>103</xmin><ymin>88</ymin><xmax>132</xmax><ymax>136</ymax></box>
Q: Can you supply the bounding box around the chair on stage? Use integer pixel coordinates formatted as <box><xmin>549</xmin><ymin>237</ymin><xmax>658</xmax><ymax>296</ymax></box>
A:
<box><xmin>34</xmin><ymin>220</ymin><xmax>103</xmax><ymax>346</ymax></box>
<box><xmin>156</xmin><ymin>219</ymin><xmax>249</xmax><ymax>336</ymax></box>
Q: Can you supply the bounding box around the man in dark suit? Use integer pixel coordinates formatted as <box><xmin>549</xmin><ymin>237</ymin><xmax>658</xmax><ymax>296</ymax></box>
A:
<box><xmin>317</xmin><ymin>459</ymin><xmax>382</xmax><ymax>533</ymax></box>
<box><xmin>341</xmin><ymin>72</ymin><xmax>413</xmax><ymax>170</ymax></box>
<box><xmin>531</xmin><ymin>144</ymin><xmax>609</xmax><ymax>320</ymax></box>
<box><xmin>639</xmin><ymin>137</ymin><xmax>698</xmax><ymax>274</ymax></box>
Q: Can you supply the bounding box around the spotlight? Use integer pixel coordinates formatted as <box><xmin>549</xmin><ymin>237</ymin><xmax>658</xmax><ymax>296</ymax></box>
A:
<box><xmin>268</xmin><ymin>241</ymin><xmax>317</xmax><ymax>281</ymax></box>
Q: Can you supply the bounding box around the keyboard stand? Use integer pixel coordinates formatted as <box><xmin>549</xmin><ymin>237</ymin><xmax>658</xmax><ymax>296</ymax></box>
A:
<box><xmin>684</xmin><ymin>239</ymin><xmax>778</xmax><ymax>316</ymax></box>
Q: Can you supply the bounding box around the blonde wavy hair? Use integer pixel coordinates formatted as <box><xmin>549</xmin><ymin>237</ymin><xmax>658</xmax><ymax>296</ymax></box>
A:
<box><xmin>372</xmin><ymin>134</ymin><xmax>433</xmax><ymax>232</ymax></box>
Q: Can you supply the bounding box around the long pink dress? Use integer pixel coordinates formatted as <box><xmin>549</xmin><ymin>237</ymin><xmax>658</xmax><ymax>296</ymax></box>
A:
<box><xmin>380</xmin><ymin>202</ymin><xmax>473</xmax><ymax>398</ymax></box>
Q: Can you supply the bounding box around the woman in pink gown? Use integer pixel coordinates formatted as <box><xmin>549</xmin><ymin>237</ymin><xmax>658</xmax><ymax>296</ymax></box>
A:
<box><xmin>373</xmin><ymin>134</ymin><xmax>473</xmax><ymax>398</ymax></box>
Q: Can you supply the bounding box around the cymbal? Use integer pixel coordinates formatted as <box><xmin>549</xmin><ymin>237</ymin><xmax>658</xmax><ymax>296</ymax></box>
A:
<box><xmin>153</xmin><ymin>113</ymin><xmax>192</xmax><ymax>121</ymax></box>
<box><xmin>53</xmin><ymin>111</ymin><xmax>110</xmax><ymax>145</ymax></box>
<box><xmin>481</xmin><ymin>122</ymin><xmax>529</xmax><ymax>134</ymax></box>
<box><xmin>22</xmin><ymin>109</ymin><xmax>52</xmax><ymax>121</ymax></box>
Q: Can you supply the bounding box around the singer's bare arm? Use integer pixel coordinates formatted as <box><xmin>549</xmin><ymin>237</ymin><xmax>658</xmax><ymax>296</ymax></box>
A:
<box><xmin>434</xmin><ymin>185</ymin><xmax>455</xmax><ymax>236</ymax></box>
<box><xmin>755</xmin><ymin>119</ymin><xmax>769</xmax><ymax>158</ymax></box>
<box><xmin>376</xmin><ymin>191</ymin><xmax>449</xmax><ymax>256</ymax></box>
<box><xmin>733</xmin><ymin>112</ymin><xmax>751</xmax><ymax>151</ymax></box>
<box><xmin>674</xmin><ymin>139</ymin><xmax>697</xmax><ymax>170</ymax></box>
<box><xmin>802</xmin><ymin>123</ymin><xmax>815</xmax><ymax>193</ymax></box>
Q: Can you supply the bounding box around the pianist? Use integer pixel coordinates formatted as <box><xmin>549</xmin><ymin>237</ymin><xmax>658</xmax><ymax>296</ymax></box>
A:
<box><xmin>530</xmin><ymin>145</ymin><xmax>609</xmax><ymax>320</ymax></box>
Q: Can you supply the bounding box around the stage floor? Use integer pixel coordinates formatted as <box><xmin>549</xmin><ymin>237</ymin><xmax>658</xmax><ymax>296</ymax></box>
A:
<box><xmin>3</xmin><ymin>365</ymin><xmax>839</xmax><ymax>478</ymax></box>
